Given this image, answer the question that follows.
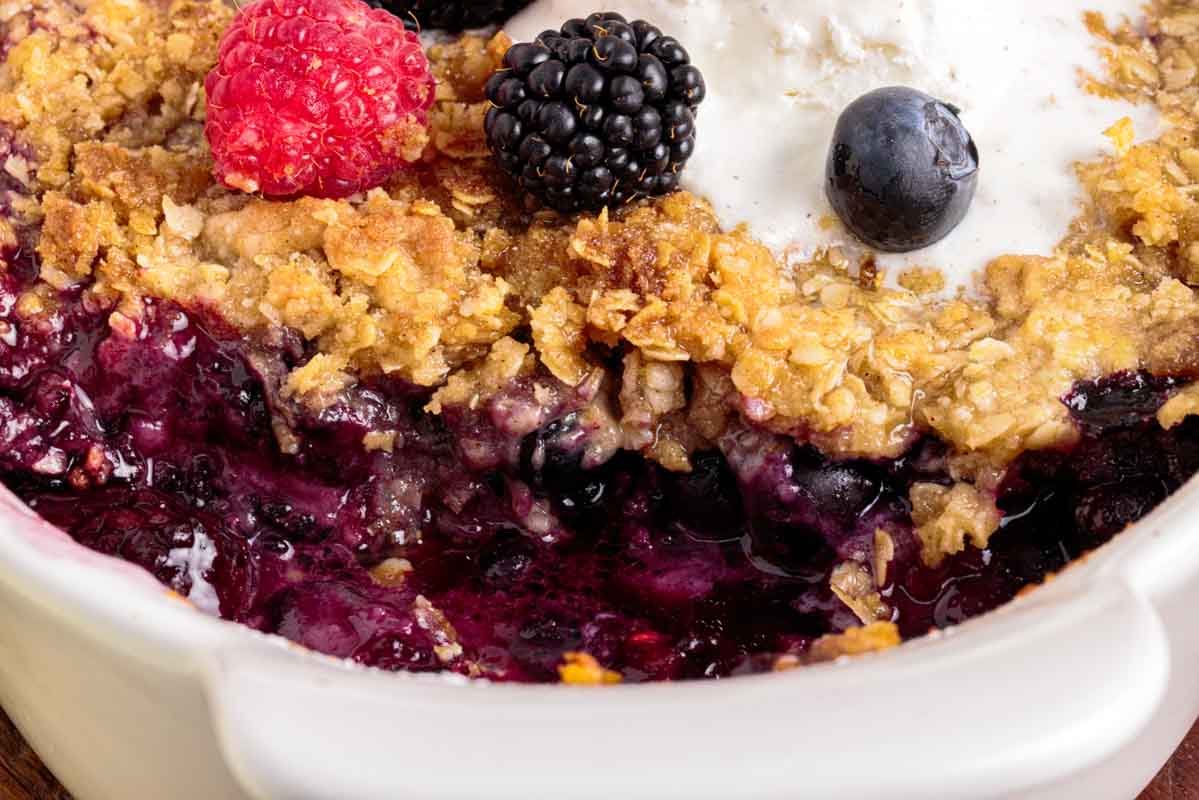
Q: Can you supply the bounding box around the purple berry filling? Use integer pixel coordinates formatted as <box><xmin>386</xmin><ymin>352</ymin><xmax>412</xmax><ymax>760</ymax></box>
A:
<box><xmin>893</xmin><ymin>373</ymin><xmax>1199</xmax><ymax>632</ymax></box>
<box><xmin>1</xmin><ymin>249</ymin><xmax>1196</xmax><ymax>682</ymax></box>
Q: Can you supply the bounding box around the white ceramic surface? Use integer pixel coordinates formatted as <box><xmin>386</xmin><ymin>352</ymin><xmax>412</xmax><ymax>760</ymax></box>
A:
<box><xmin>0</xmin><ymin>471</ymin><xmax>1197</xmax><ymax>800</ymax></box>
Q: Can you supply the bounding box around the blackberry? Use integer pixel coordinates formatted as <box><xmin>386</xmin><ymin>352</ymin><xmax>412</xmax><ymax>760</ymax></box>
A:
<box><xmin>483</xmin><ymin>11</ymin><xmax>706</xmax><ymax>213</ymax></box>
<box><xmin>367</xmin><ymin>0</ymin><xmax>533</xmax><ymax>32</ymax></box>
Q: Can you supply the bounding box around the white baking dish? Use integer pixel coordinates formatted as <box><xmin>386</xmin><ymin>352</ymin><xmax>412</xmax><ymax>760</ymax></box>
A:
<box><xmin>0</xmin><ymin>474</ymin><xmax>1196</xmax><ymax>800</ymax></box>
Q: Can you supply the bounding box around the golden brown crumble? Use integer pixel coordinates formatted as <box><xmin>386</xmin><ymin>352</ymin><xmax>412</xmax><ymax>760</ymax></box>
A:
<box><xmin>909</xmin><ymin>482</ymin><xmax>1003</xmax><ymax>568</ymax></box>
<box><xmin>558</xmin><ymin>652</ymin><xmax>623</xmax><ymax>685</ymax></box>
<box><xmin>426</xmin><ymin>336</ymin><xmax>534</xmax><ymax>414</ymax></box>
<box><xmin>1</xmin><ymin>0</ymin><xmax>229</xmax><ymax>191</ymax></box>
<box><xmin>807</xmin><ymin>622</ymin><xmax>901</xmax><ymax>663</ymax></box>
<box><xmin>829</xmin><ymin>561</ymin><xmax>890</xmax><ymax>625</ymax></box>
<box><xmin>5</xmin><ymin>0</ymin><xmax>1199</xmax><ymax>672</ymax></box>
<box><xmin>369</xmin><ymin>556</ymin><xmax>413</xmax><ymax>588</ymax></box>
<box><xmin>1160</xmin><ymin>380</ymin><xmax>1199</xmax><ymax>427</ymax></box>
<box><xmin>412</xmin><ymin>595</ymin><xmax>464</xmax><ymax>665</ymax></box>
<box><xmin>774</xmin><ymin>622</ymin><xmax>902</xmax><ymax>670</ymax></box>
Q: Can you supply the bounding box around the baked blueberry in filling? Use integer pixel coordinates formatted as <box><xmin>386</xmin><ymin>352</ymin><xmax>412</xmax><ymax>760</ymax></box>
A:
<box><xmin>2</xmin><ymin>253</ymin><xmax>1194</xmax><ymax>682</ymax></box>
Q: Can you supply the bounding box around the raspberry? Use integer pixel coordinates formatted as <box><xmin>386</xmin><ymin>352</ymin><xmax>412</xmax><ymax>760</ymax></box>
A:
<box><xmin>205</xmin><ymin>0</ymin><xmax>436</xmax><ymax>199</ymax></box>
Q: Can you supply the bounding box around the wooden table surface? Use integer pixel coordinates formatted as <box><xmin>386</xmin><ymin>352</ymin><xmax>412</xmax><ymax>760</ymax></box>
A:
<box><xmin>0</xmin><ymin>705</ymin><xmax>1195</xmax><ymax>799</ymax></box>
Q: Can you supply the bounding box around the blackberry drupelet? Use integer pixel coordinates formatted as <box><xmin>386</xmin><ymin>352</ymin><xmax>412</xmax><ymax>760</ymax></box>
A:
<box><xmin>367</xmin><ymin>0</ymin><xmax>533</xmax><ymax>31</ymax></box>
<box><xmin>483</xmin><ymin>11</ymin><xmax>706</xmax><ymax>213</ymax></box>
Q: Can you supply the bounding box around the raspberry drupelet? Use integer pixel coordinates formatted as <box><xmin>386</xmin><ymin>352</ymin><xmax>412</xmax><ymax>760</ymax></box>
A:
<box><xmin>205</xmin><ymin>0</ymin><xmax>436</xmax><ymax>199</ymax></box>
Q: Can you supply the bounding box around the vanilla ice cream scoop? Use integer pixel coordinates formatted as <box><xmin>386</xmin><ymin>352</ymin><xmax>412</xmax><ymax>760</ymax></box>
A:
<box><xmin>508</xmin><ymin>0</ymin><xmax>1158</xmax><ymax>290</ymax></box>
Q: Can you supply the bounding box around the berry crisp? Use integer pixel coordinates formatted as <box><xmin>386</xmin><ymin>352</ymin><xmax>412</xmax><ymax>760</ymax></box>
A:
<box><xmin>2</xmin><ymin>0</ymin><xmax>1199</xmax><ymax>682</ymax></box>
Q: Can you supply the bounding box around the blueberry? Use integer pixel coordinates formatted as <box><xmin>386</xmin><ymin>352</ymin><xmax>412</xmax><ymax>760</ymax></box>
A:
<box><xmin>557</xmin><ymin>476</ymin><xmax>609</xmax><ymax>514</ymax></box>
<box><xmin>481</xmin><ymin>533</ymin><xmax>538</xmax><ymax>585</ymax></box>
<box><xmin>511</xmin><ymin>614</ymin><xmax>583</xmax><ymax>677</ymax></box>
<box><xmin>667</xmin><ymin>450</ymin><xmax>745</xmax><ymax>542</ymax></box>
<box><xmin>795</xmin><ymin>462</ymin><xmax>883</xmax><ymax>531</ymax></box>
<box><xmin>739</xmin><ymin>447</ymin><xmax>901</xmax><ymax>578</ymax></box>
<box><xmin>826</xmin><ymin>86</ymin><xmax>979</xmax><ymax>252</ymax></box>
<box><xmin>520</xmin><ymin>415</ymin><xmax>581</xmax><ymax>480</ymax></box>
<box><xmin>257</xmin><ymin>498</ymin><xmax>323</xmax><ymax>543</ymax></box>
<box><xmin>1072</xmin><ymin>479</ymin><xmax>1166</xmax><ymax>541</ymax></box>
<box><xmin>1064</xmin><ymin>371</ymin><xmax>1178</xmax><ymax>434</ymax></box>
<box><xmin>744</xmin><ymin>518</ymin><xmax>836</xmax><ymax>582</ymax></box>
<box><xmin>519</xmin><ymin>414</ymin><xmax>613</xmax><ymax>518</ymax></box>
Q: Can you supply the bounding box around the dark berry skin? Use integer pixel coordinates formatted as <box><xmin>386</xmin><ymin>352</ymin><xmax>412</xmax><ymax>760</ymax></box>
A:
<box><xmin>366</xmin><ymin>0</ymin><xmax>533</xmax><ymax>32</ymax></box>
<box><xmin>826</xmin><ymin>86</ymin><xmax>979</xmax><ymax>253</ymax></box>
<box><xmin>484</xmin><ymin>11</ymin><xmax>705</xmax><ymax>213</ymax></box>
<box><xmin>666</xmin><ymin>450</ymin><xmax>745</xmax><ymax>542</ymax></box>
<box><xmin>519</xmin><ymin>413</ymin><xmax>613</xmax><ymax>519</ymax></box>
